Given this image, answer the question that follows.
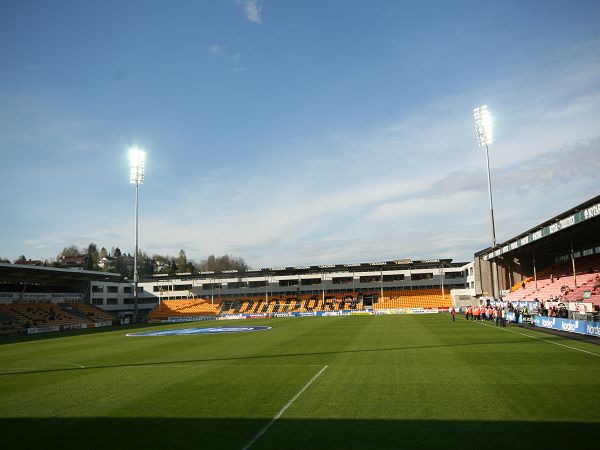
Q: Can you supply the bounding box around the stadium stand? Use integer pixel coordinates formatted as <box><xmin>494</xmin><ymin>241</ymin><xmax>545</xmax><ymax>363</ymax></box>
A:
<box><xmin>375</xmin><ymin>289</ymin><xmax>452</xmax><ymax>309</ymax></box>
<box><xmin>145</xmin><ymin>299</ymin><xmax>220</xmax><ymax>322</ymax></box>
<box><xmin>184</xmin><ymin>288</ymin><xmax>451</xmax><ymax>317</ymax></box>
<box><xmin>62</xmin><ymin>303</ymin><xmax>117</xmax><ymax>324</ymax></box>
<box><xmin>0</xmin><ymin>310</ymin><xmax>19</xmax><ymax>335</ymax></box>
<box><xmin>502</xmin><ymin>254</ymin><xmax>600</xmax><ymax>304</ymax></box>
<box><xmin>0</xmin><ymin>303</ymin><xmax>91</xmax><ymax>330</ymax></box>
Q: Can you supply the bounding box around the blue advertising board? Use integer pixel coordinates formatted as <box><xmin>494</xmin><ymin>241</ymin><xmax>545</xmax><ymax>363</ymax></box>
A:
<box><xmin>533</xmin><ymin>316</ymin><xmax>600</xmax><ymax>337</ymax></box>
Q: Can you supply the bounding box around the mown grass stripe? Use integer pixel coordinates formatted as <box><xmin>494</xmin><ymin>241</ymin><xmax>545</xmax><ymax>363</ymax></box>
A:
<box><xmin>242</xmin><ymin>365</ymin><xmax>328</xmax><ymax>450</ymax></box>
<box><xmin>478</xmin><ymin>321</ymin><xmax>600</xmax><ymax>357</ymax></box>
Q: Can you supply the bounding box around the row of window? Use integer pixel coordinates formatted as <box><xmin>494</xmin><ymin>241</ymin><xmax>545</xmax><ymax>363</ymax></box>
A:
<box><xmin>92</xmin><ymin>297</ymin><xmax>158</xmax><ymax>305</ymax></box>
<box><xmin>152</xmin><ymin>284</ymin><xmax>193</xmax><ymax>292</ymax></box>
<box><xmin>92</xmin><ymin>298</ymin><xmax>119</xmax><ymax>305</ymax></box>
<box><xmin>197</xmin><ymin>283</ymin><xmax>468</xmax><ymax>298</ymax></box>
<box><xmin>191</xmin><ymin>274</ymin><xmax>463</xmax><ymax>290</ymax></box>
<box><xmin>92</xmin><ymin>286</ymin><xmax>133</xmax><ymax>293</ymax></box>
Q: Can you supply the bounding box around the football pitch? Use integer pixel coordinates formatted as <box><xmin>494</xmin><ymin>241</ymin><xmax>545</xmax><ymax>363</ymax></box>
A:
<box><xmin>1</xmin><ymin>314</ymin><xmax>599</xmax><ymax>449</ymax></box>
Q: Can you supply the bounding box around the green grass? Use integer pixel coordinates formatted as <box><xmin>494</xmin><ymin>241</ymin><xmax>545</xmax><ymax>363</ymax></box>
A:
<box><xmin>1</xmin><ymin>315</ymin><xmax>599</xmax><ymax>449</ymax></box>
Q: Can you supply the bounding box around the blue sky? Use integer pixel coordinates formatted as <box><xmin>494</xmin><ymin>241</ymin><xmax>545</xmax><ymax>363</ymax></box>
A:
<box><xmin>1</xmin><ymin>0</ymin><xmax>599</xmax><ymax>267</ymax></box>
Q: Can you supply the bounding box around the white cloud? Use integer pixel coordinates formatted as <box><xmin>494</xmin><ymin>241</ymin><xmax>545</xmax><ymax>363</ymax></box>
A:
<box><xmin>3</xmin><ymin>37</ymin><xmax>600</xmax><ymax>267</ymax></box>
<box><xmin>130</xmin><ymin>45</ymin><xmax>600</xmax><ymax>266</ymax></box>
<box><xmin>241</xmin><ymin>0</ymin><xmax>262</xmax><ymax>24</ymax></box>
<box><xmin>208</xmin><ymin>44</ymin><xmax>223</xmax><ymax>54</ymax></box>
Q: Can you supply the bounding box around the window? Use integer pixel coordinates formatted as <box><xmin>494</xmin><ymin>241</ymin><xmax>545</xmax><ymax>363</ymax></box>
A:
<box><xmin>92</xmin><ymin>298</ymin><xmax>103</xmax><ymax>305</ymax></box>
<box><xmin>411</xmin><ymin>273</ymin><xmax>433</xmax><ymax>280</ymax></box>
<box><xmin>248</xmin><ymin>280</ymin><xmax>268</xmax><ymax>288</ymax></box>
<box><xmin>123</xmin><ymin>286</ymin><xmax>132</xmax><ymax>293</ymax></box>
<box><xmin>382</xmin><ymin>274</ymin><xmax>404</xmax><ymax>282</ymax></box>
<box><xmin>360</xmin><ymin>276</ymin><xmax>381</xmax><ymax>283</ymax></box>
<box><xmin>202</xmin><ymin>283</ymin><xmax>221</xmax><ymax>290</ymax></box>
<box><xmin>445</xmin><ymin>272</ymin><xmax>463</xmax><ymax>279</ymax></box>
<box><xmin>300</xmin><ymin>278</ymin><xmax>321</xmax><ymax>286</ymax></box>
<box><xmin>107</xmin><ymin>298</ymin><xmax>118</xmax><ymax>305</ymax></box>
<box><xmin>279</xmin><ymin>279</ymin><xmax>299</xmax><ymax>287</ymax></box>
<box><xmin>92</xmin><ymin>286</ymin><xmax>104</xmax><ymax>293</ymax></box>
<box><xmin>174</xmin><ymin>284</ymin><xmax>192</xmax><ymax>291</ymax></box>
<box><xmin>107</xmin><ymin>286</ymin><xmax>118</xmax><ymax>293</ymax></box>
<box><xmin>332</xmin><ymin>277</ymin><xmax>353</xmax><ymax>284</ymax></box>
<box><xmin>228</xmin><ymin>282</ymin><xmax>246</xmax><ymax>289</ymax></box>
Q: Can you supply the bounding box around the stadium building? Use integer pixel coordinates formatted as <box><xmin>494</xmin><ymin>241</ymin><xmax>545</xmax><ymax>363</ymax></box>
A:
<box><xmin>473</xmin><ymin>194</ymin><xmax>600</xmax><ymax>307</ymax></box>
<box><xmin>139</xmin><ymin>259</ymin><xmax>472</xmax><ymax>321</ymax></box>
<box><xmin>1</xmin><ymin>195</ymin><xmax>598</xmax><ymax>334</ymax></box>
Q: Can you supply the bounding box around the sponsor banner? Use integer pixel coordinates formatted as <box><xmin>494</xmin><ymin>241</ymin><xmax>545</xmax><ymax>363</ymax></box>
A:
<box><xmin>349</xmin><ymin>311</ymin><xmax>372</xmax><ymax>315</ymax></box>
<box><xmin>245</xmin><ymin>314</ymin><xmax>269</xmax><ymax>319</ymax></box>
<box><xmin>294</xmin><ymin>312</ymin><xmax>317</xmax><ymax>317</ymax></box>
<box><xmin>219</xmin><ymin>314</ymin><xmax>244</xmax><ymax>320</ymax></box>
<box><xmin>27</xmin><ymin>326</ymin><xmax>60</xmax><ymax>334</ymax></box>
<box><xmin>491</xmin><ymin>300</ymin><xmax>538</xmax><ymax>310</ymax></box>
<box><xmin>62</xmin><ymin>323</ymin><xmax>88</xmax><ymax>330</ymax></box>
<box><xmin>166</xmin><ymin>316</ymin><xmax>216</xmax><ymax>323</ymax></box>
<box><xmin>568</xmin><ymin>302</ymin><xmax>593</xmax><ymax>313</ymax></box>
<box><xmin>586</xmin><ymin>322</ymin><xmax>600</xmax><ymax>336</ymax></box>
<box><xmin>319</xmin><ymin>311</ymin><xmax>342</xmax><ymax>317</ymax></box>
<box><xmin>94</xmin><ymin>321</ymin><xmax>112</xmax><ymax>328</ymax></box>
<box><xmin>127</xmin><ymin>326</ymin><xmax>272</xmax><ymax>337</ymax></box>
<box><xmin>533</xmin><ymin>316</ymin><xmax>600</xmax><ymax>337</ymax></box>
<box><xmin>483</xmin><ymin>201</ymin><xmax>600</xmax><ymax>261</ymax></box>
<box><xmin>273</xmin><ymin>313</ymin><xmax>293</xmax><ymax>318</ymax></box>
<box><xmin>410</xmin><ymin>308</ymin><xmax>438</xmax><ymax>314</ymax></box>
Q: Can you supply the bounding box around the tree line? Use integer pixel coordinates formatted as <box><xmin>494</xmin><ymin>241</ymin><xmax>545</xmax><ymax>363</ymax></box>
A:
<box><xmin>5</xmin><ymin>245</ymin><xmax>249</xmax><ymax>278</ymax></box>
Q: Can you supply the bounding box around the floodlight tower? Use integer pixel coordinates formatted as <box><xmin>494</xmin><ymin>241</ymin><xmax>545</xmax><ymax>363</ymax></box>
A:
<box><xmin>473</xmin><ymin>105</ymin><xmax>499</xmax><ymax>299</ymax></box>
<box><xmin>129</xmin><ymin>147</ymin><xmax>146</xmax><ymax>323</ymax></box>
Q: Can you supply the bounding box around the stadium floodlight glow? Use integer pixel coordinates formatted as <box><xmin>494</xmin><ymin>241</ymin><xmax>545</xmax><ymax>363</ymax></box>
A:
<box><xmin>129</xmin><ymin>147</ymin><xmax>146</xmax><ymax>184</ymax></box>
<box><xmin>473</xmin><ymin>105</ymin><xmax>499</xmax><ymax>300</ymax></box>
<box><xmin>129</xmin><ymin>147</ymin><xmax>147</xmax><ymax>323</ymax></box>
<box><xmin>474</xmin><ymin>105</ymin><xmax>493</xmax><ymax>147</ymax></box>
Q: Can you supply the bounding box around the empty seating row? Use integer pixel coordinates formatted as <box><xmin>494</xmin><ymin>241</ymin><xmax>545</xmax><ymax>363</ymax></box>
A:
<box><xmin>146</xmin><ymin>299</ymin><xmax>221</xmax><ymax>321</ymax></box>
<box><xmin>0</xmin><ymin>303</ymin><xmax>91</xmax><ymax>329</ymax></box>
<box><xmin>375</xmin><ymin>289</ymin><xmax>452</xmax><ymax>309</ymax></box>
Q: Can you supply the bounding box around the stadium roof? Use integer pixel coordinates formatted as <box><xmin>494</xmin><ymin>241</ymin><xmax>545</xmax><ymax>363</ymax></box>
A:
<box><xmin>0</xmin><ymin>263</ymin><xmax>121</xmax><ymax>283</ymax></box>
<box><xmin>143</xmin><ymin>258</ymin><xmax>467</xmax><ymax>281</ymax></box>
<box><xmin>476</xmin><ymin>194</ymin><xmax>600</xmax><ymax>260</ymax></box>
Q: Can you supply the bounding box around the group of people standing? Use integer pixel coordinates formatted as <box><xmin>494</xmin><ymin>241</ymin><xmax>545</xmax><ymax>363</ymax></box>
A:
<box><xmin>464</xmin><ymin>305</ymin><xmax>508</xmax><ymax>327</ymax></box>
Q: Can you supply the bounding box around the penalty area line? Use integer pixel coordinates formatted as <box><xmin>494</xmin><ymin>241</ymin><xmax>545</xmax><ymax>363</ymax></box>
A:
<box><xmin>242</xmin><ymin>365</ymin><xmax>328</xmax><ymax>450</ymax></box>
<box><xmin>479</xmin><ymin>322</ymin><xmax>600</xmax><ymax>357</ymax></box>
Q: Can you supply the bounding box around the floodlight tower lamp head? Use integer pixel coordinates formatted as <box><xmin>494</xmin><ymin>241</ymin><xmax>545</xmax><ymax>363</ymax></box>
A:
<box><xmin>474</xmin><ymin>105</ymin><xmax>493</xmax><ymax>147</ymax></box>
<box><xmin>129</xmin><ymin>147</ymin><xmax>146</xmax><ymax>185</ymax></box>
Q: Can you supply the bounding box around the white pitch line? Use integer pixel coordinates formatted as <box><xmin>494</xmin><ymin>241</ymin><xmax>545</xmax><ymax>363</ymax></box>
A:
<box><xmin>32</xmin><ymin>360</ymin><xmax>86</xmax><ymax>369</ymax></box>
<box><xmin>479</xmin><ymin>322</ymin><xmax>600</xmax><ymax>357</ymax></box>
<box><xmin>242</xmin><ymin>365</ymin><xmax>328</xmax><ymax>450</ymax></box>
<box><xmin>60</xmin><ymin>361</ymin><xmax>86</xmax><ymax>368</ymax></box>
<box><xmin>117</xmin><ymin>363</ymin><xmax>324</xmax><ymax>369</ymax></box>
<box><xmin>0</xmin><ymin>363</ymin><xmax>325</xmax><ymax>375</ymax></box>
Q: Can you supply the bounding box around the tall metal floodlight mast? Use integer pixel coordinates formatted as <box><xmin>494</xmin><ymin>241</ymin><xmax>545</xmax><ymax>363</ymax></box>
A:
<box><xmin>473</xmin><ymin>105</ymin><xmax>499</xmax><ymax>299</ymax></box>
<box><xmin>130</xmin><ymin>147</ymin><xmax>146</xmax><ymax>322</ymax></box>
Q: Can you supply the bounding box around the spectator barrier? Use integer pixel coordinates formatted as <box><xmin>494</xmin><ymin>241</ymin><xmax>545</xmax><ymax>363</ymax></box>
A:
<box><xmin>533</xmin><ymin>315</ymin><xmax>600</xmax><ymax>337</ymax></box>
